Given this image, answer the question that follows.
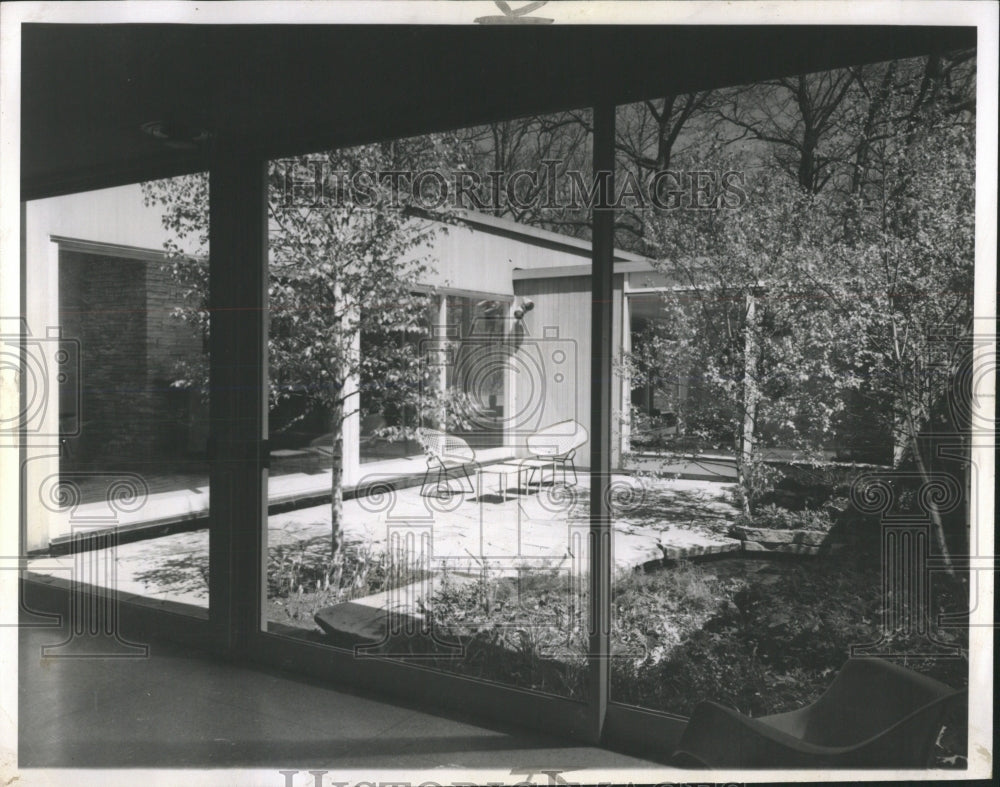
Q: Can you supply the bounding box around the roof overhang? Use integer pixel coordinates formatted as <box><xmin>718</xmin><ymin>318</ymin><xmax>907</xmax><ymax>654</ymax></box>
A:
<box><xmin>20</xmin><ymin>23</ymin><xmax>976</xmax><ymax>201</ymax></box>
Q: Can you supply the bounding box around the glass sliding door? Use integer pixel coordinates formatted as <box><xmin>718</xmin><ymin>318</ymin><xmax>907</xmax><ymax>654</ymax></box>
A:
<box><xmin>260</xmin><ymin>111</ymin><xmax>597</xmax><ymax>705</ymax></box>
<box><xmin>608</xmin><ymin>54</ymin><xmax>973</xmax><ymax>768</ymax></box>
<box><xmin>443</xmin><ymin>294</ymin><xmax>509</xmax><ymax>452</ymax></box>
<box><xmin>20</xmin><ymin>176</ymin><xmax>212</xmax><ymax>622</ymax></box>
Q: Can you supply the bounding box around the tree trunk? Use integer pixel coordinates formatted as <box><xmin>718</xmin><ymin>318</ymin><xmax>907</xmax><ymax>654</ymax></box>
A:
<box><xmin>329</xmin><ymin>397</ymin><xmax>344</xmax><ymax>557</ymax></box>
<box><xmin>735</xmin><ymin>438</ymin><xmax>752</xmax><ymax>518</ymax></box>
<box><xmin>906</xmin><ymin>422</ymin><xmax>955</xmax><ymax>578</ymax></box>
<box><xmin>891</xmin><ymin>325</ymin><xmax>955</xmax><ymax>577</ymax></box>
<box><xmin>738</xmin><ymin>292</ymin><xmax>760</xmax><ymax>516</ymax></box>
<box><xmin>850</xmin><ymin>62</ymin><xmax>896</xmax><ymax>198</ymax></box>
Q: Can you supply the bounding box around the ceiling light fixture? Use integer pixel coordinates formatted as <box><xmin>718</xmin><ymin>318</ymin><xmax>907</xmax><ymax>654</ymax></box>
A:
<box><xmin>140</xmin><ymin>120</ymin><xmax>211</xmax><ymax>150</ymax></box>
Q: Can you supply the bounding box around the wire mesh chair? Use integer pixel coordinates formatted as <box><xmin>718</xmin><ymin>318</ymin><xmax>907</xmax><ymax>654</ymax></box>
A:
<box><xmin>419</xmin><ymin>428</ymin><xmax>477</xmax><ymax>497</ymax></box>
<box><xmin>524</xmin><ymin>419</ymin><xmax>588</xmax><ymax>486</ymax></box>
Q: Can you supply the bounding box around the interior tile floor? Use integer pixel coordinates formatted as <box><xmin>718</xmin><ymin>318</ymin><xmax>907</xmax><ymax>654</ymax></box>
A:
<box><xmin>17</xmin><ymin>621</ymin><xmax>667</xmax><ymax>773</ymax></box>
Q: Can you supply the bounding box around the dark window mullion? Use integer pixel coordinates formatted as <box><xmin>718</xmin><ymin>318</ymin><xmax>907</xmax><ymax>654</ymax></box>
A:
<box><xmin>588</xmin><ymin>102</ymin><xmax>615</xmax><ymax>743</ymax></box>
<box><xmin>207</xmin><ymin>147</ymin><xmax>268</xmax><ymax>652</ymax></box>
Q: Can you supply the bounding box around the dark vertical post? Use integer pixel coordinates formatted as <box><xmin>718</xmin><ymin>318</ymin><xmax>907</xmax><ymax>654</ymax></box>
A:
<box><xmin>19</xmin><ymin>202</ymin><xmax>27</xmax><ymax>553</ymax></box>
<box><xmin>208</xmin><ymin>147</ymin><xmax>268</xmax><ymax>652</ymax></box>
<box><xmin>589</xmin><ymin>102</ymin><xmax>614</xmax><ymax>743</ymax></box>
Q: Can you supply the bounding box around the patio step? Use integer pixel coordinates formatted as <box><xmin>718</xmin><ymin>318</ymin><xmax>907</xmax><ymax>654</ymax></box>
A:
<box><xmin>657</xmin><ymin>540</ymin><xmax>742</xmax><ymax>562</ymax></box>
<box><xmin>313</xmin><ymin>600</ymin><xmax>402</xmax><ymax>649</ymax></box>
<box><xmin>46</xmin><ymin>458</ymin><xmax>511</xmax><ymax>557</ymax></box>
<box><xmin>313</xmin><ymin>574</ymin><xmax>480</xmax><ymax>650</ymax></box>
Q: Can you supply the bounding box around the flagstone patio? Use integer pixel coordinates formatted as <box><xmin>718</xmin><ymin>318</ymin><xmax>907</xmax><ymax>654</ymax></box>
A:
<box><xmin>26</xmin><ymin>468</ymin><xmax>742</xmax><ymax>611</ymax></box>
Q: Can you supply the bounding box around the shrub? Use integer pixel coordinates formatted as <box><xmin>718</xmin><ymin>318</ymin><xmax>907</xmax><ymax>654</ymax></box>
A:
<box><xmin>760</xmin><ymin>462</ymin><xmax>862</xmax><ymax>510</ymax></box>
<box><xmin>620</xmin><ymin>553</ymin><xmax>968</xmax><ymax>725</ymax></box>
<box><xmin>267</xmin><ymin>535</ymin><xmax>427</xmax><ymax>623</ymax></box>
<box><xmin>414</xmin><ymin>567</ymin><xmax>589</xmax><ymax>698</ymax></box>
<box><xmin>734</xmin><ymin>502</ymin><xmax>834</xmax><ymax>531</ymax></box>
<box><xmin>612</xmin><ymin>562</ymin><xmax>734</xmax><ymax>669</ymax></box>
<box><xmin>412</xmin><ymin>560</ymin><xmax>736</xmax><ymax>698</ymax></box>
<box><xmin>731</xmin><ymin>458</ymin><xmax>783</xmax><ymax>513</ymax></box>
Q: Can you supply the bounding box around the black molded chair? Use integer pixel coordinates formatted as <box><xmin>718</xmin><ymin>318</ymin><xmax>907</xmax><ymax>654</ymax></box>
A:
<box><xmin>672</xmin><ymin>658</ymin><xmax>963</xmax><ymax>769</ymax></box>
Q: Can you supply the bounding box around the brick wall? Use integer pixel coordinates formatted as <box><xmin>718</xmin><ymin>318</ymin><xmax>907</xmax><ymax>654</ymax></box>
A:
<box><xmin>59</xmin><ymin>249</ymin><xmax>207</xmax><ymax>469</ymax></box>
<box><xmin>145</xmin><ymin>259</ymin><xmax>209</xmax><ymax>456</ymax></box>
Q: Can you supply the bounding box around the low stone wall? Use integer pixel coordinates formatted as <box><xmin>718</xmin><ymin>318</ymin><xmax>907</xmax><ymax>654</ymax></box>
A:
<box><xmin>730</xmin><ymin>525</ymin><xmax>841</xmax><ymax>556</ymax></box>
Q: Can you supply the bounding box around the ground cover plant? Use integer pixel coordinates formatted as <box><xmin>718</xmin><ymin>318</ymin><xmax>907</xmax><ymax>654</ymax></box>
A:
<box><xmin>266</xmin><ymin>535</ymin><xmax>428</xmax><ymax>626</ymax></box>
<box><xmin>408</xmin><ymin>541</ymin><xmax>969</xmax><ymax>765</ymax></box>
<box><xmin>731</xmin><ymin>502</ymin><xmax>840</xmax><ymax>532</ymax></box>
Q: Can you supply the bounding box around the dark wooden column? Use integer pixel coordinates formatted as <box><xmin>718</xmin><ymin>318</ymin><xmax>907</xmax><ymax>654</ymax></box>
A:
<box><xmin>588</xmin><ymin>102</ymin><xmax>614</xmax><ymax>743</ymax></box>
<box><xmin>208</xmin><ymin>147</ymin><xmax>268</xmax><ymax>652</ymax></box>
